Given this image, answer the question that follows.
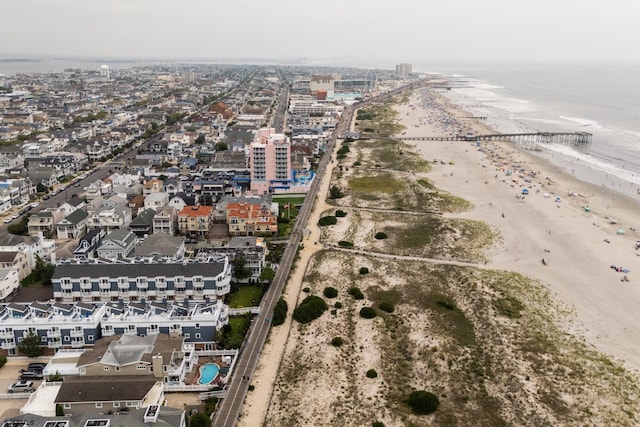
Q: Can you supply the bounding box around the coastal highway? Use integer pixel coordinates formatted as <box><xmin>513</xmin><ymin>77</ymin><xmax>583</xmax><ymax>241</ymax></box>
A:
<box><xmin>212</xmin><ymin>103</ymin><xmax>354</xmax><ymax>427</ymax></box>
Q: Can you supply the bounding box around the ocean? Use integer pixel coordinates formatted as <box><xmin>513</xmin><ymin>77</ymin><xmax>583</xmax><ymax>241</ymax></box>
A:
<box><xmin>418</xmin><ymin>61</ymin><xmax>640</xmax><ymax>200</ymax></box>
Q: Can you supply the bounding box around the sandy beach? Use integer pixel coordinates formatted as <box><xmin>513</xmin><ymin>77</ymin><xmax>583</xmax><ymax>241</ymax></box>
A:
<box><xmin>400</xmin><ymin>87</ymin><xmax>640</xmax><ymax>370</ymax></box>
<box><xmin>240</xmin><ymin>85</ymin><xmax>640</xmax><ymax>426</ymax></box>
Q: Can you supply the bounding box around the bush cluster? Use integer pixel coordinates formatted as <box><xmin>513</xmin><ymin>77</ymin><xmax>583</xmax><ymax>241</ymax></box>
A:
<box><xmin>293</xmin><ymin>296</ymin><xmax>328</xmax><ymax>324</ymax></box>
<box><xmin>323</xmin><ymin>287</ymin><xmax>338</xmax><ymax>298</ymax></box>
<box><xmin>372</xmin><ymin>422</ymin><xmax>385</xmax><ymax>427</ymax></box>
<box><xmin>348</xmin><ymin>286</ymin><xmax>365</xmax><ymax>300</ymax></box>
<box><xmin>366</xmin><ymin>369</ymin><xmax>378</xmax><ymax>378</ymax></box>
<box><xmin>359</xmin><ymin>307</ymin><xmax>377</xmax><ymax>319</ymax></box>
<box><xmin>378</xmin><ymin>301</ymin><xmax>395</xmax><ymax>313</ymax></box>
<box><xmin>335</xmin><ymin>210</ymin><xmax>347</xmax><ymax>217</ymax></box>
<box><xmin>338</xmin><ymin>240</ymin><xmax>354</xmax><ymax>248</ymax></box>
<box><xmin>374</xmin><ymin>232</ymin><xmax>388</xmax><ymax>240</ymax></box>
<box><xmin>406</xmin><ymin>390</ymin><xmax>440</xmax><ymax>415</ymax></box>
<box><xmin>271</xmin><ymin>298</ymin><xmax>288</xmax><ymax>326</ymax></box>
<box><xmin>359</xmin><ymin>267</ymin><xmax>369</xmax><ymax>275</ymax></box>
<box><xmin>318</xmin><ymin>216</ymin><xmax>337</xmax><ymax>226</ymax></box>
<box><xmin>334</xmin><ymin>302</ymin><xmax>343</xmax><ymax>309</ymax></box>
<box><xmin>331</xmin><ymin>337</ymin><xmax>344</xmax><ymax>347</ymax></box>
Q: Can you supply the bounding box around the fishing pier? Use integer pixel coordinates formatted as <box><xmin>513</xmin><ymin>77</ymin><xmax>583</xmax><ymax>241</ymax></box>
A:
<box><xmin>400</xmin><ymin>132</ymin><xmax>592</xmax><ymax>150</ymax></box>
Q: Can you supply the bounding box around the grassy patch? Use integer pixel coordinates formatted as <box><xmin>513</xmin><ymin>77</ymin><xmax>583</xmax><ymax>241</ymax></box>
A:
<box><xmin>495</xmin><ymin>297</ymin><xmax>524</xmax><ymax>318</ymax></box>
<box><xmin>227</xmin><ymin>286</ymin><xmax>263</xmax><ymax>308</ymax></box>
<box><xmin>349</xmin><ymin>173</ymin><xmax>404</xmax><ymax>194</ymax></box>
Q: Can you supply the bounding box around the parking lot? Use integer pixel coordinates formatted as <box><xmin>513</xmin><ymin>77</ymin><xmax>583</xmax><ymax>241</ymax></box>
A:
<box><xmin>0</xmin><ymin>358</ymin><xmax>46</xmax><ymax>421</ymax></box>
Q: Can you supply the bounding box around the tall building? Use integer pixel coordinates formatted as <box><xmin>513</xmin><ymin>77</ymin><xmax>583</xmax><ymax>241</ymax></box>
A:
<box><xmin>99</xmin><ymin>64</ymin><xmax>110</xmax><ymax>79</ymax></box>
<box><xmin>395</xmin><ymin>63</ymin><xmax>412</xmax><ymax>77</ymax></box>
<box><xmin>249</xmin><ymin>128</ymin><xmax>291</xmax><ymax>194</ymax></box>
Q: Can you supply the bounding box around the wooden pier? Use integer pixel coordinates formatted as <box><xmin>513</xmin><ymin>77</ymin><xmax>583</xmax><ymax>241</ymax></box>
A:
<box><xmin>400</xmin><ymin>132</ymin><xmax>592</xmax><ymax>150</ymax></box>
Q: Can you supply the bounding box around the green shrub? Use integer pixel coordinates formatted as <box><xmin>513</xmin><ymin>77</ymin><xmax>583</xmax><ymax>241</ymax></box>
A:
<box><xmin>378</xmin><ymin>301</ymin><xmax>395</xmax><ymax>313</ymax></box>
<box><xmin>335</xmin><ymin>210</ymin><xmax>347</xmax><ymax>217</ymax></box>
<box><xmin>329</xmin><ymin>185</ymin><xmax>344</xmax><ymax>199</ymax></box>
<box><xmin>323</xmin><ymin>286</ymin><xmax>338</xmax><ymax>298</ymax></box>
<box><xmin>359</xmin><ymin>267</ymin><xmax>369</xmax><ymax>275</ymax></box>
<box><xmin>334</xmin><ymin>302</ymin><xmax>343</xmax><ymax>309</ymax></box>
<box><xmin>366</xmin><ymin>369</ymin><xmax>378</xmax><ymax>378</ymax></box>
<box><xmin>272</xmin><ymin>298</ymin><xmax>288</xmax><ymax>326</ymax></box>
<box><xmin>436</xmin><ymin>300</ymin><xmax>455</xmax><ymax>311</ymax></box>
<box><xmin>359</xmin><ymin>307</ymin><xmax>377</xmax><ymax>319</ymax></box>
<box><xmin>331</xmin><ymin>337</ymin><xmax>344</xmax><ymax>347</ymax></box>
<box><xmin>293</xmin><ymin>295</ymin><xmax>328</xmax><ymax>324</ymax></box>
<box><xmin>348</xmin><ymin>286</ymin><xmax>365</xmax><ymax>300</ymax></box>
<box><xmin>406</xmin><ymin>390</ymin><xmax>440</xmax><ymax>415</ymax></box>
<box><xmin>374</xmin><ymin>232</ymin><xmax>388</xmax><ymax>240</ymax></box>
<box><xmin>303</xmin><ymin>287</ymin><xmax>310</xmax><ymax>293</ymax></box>
<box><xmin>338</xmin><ymin>240</ymin><xmax>354</xmax><ymax>248</ymax></box>
<box><xmin>372</xmin><ymin>422</ymin><xmax>385</xmax><ymax>427</ymax></box>
<box><xmin>205</xmin><ymin>396</ymin><xmax>218</xmax><ymax>416</ymax></box>
<box><xmin>330</xmin><ymin>309</ymin><xmax>337</xmax><ymax>316</ymax></box>
<box><xmin>0</xmin><ymin>355</ymin><xmax>6</xmax><ymax>369</ymax></box>
<box><xmin>248</xmin><ymin>384</ymin><xmax>255</xmax><ymax>391</ymax></box>
<box><xmin>318</xmin><ymin>216</ymin><xmax>337</xmax><ymax>226</ymax></box>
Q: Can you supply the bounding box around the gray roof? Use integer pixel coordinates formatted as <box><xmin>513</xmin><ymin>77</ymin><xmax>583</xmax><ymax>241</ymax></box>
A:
<box><xmin>55</xmin><ymin>375</ymin><xmax>157</xmax><ymax>403</ymax></box>
<box><xmin>3</xmin><ymin>407</ymin><xmax>185</xmax><ymax>427</ymax></box>
<box><xmin>62</xmin><ymin>208</ymin><xmax>88</xmax><ymax>225</ymax></box>
<box><xmin>130</xmin><ymin>208</ymin><xmax>156</xmax><ymax>226</ymax></box>
<box><xmin>102</xmin><ymin>228</ymin><xmax>136</xmax><ymax>246</ymax></box>
<box><xmin>52</xmin><ymin>259</ymin><xmax>225</xmax><ymax>280</ymax></box>
<box><xmin>134</xmin><ymin>233</ymin><xmax>184</xmax><ymax>257</ymax></box>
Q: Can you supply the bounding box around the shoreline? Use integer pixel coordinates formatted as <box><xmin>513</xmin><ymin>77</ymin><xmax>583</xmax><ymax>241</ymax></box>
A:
<box><xmin>402</xmin><ymin>86</ymin><xmax>640</xmax><ymax>371</ymax></box>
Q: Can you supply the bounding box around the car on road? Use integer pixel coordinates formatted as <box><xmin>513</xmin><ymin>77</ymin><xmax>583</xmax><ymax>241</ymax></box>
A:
<box><xmin>31</xmin><ymin>202</ymin><xmax>40</xmax><ymax>208</ymax></box>
<box><xmin>8</xmin><ymin>381</ymin><xmax>35</xmax><ymax>393</ymax></box>
<box><xmin>43</xmin><ymin>194</ymin><xmax>50</xmax><ymax>200</ymax></box>
<box><xmin>3</xmin><ymin>217</ymin><xmax>11</xmax><ymax>224</ymax></box>
<box><xmin>21</xmin><ymin>362</ymin><xmax>46</xmax><ymax>372</ymax></box>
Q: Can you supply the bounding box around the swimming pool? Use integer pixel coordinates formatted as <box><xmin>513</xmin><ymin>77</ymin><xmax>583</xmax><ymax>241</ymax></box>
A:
<box><xmin>198</xmin><ymin>363</ymin><xmax>220</xmax><ymax>385</ymax></box>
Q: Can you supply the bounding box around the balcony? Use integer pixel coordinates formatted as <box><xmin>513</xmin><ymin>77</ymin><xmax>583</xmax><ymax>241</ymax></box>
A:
<box><xmin>1</xmin><ymin>340</ymin><xmax>16</xmax><ymax>350</ymax></box>
<box><xmin>70</xmin><ymin>339</ymin><xmax>85</xmax><ymax>348</ymax></box>
<box><xmin>70</xmin><ymin>329</ymin><xmax>84</xmax><ymax>338</ymax></box>
<box><xmin>48</xmin><ymin>340</ymin><xmax>62</xmax><ymax>349</ymax></box>
<box><xmin>46</xmin><ymin>329</ymin><xmax>61</xmax><ymax>339</ymax></box>
<box><xmin>99</xmin><ymin>282</ymin><xmax>111</xmax><ymax>290</ymax></box>
<box><xmin>0</xmin><ymin>330</ymin><xmax>14</xmax><ymax>339</ymax></box>
<box><xmin>102</xmin><ymin>328</ymin><xmax>115</xmax><ymax>337</ymax></box>
<box><xmin>80</xmin><ymin>282</ymin><xmax>92</xmax><ymax>290</ymax></box>
<box><xmin>60</xmin><ymin>282</ymin><xmax>73</xmax><ymax>290</ymax></box>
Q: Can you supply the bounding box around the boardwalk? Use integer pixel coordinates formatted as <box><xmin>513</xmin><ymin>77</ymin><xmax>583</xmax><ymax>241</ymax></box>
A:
<box><xmin>400</xmin><ymin>131</ymin><xmax>592</xmax><ymax>150</ymax></box>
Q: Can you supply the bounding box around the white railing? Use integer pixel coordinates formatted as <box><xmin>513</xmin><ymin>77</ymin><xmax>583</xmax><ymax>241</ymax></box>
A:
<box><xmin>0</xmin><ymin>392</ymin><xmax>32</xmax><ymax>399</ymax></box>
<box><xmin>227</xmin><ymin>307</ymin><xmax>260</xmax><ymax>316</ymax></box>
<box><xmin>164</xmin><ymin>384</ymin><xmax>212</xmax><ymax>392</ymax></box>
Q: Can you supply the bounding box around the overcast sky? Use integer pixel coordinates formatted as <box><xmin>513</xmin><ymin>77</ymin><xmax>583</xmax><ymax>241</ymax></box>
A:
<box><xmin>2</xmin><ymin>0</ymin><xmax>638</xmax><ymax>67</ymax></box>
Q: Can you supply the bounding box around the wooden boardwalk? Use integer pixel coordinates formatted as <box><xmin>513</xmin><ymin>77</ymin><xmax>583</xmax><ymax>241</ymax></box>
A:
<box><xmin>400</xmin><ymin>131</ymin><xmax>592</xmax><ymax>150</ymax></box>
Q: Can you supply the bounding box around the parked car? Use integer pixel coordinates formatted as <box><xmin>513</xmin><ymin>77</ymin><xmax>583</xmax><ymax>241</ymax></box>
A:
<box><xmin>20</xmin><ymin>363</ymin><xmax>46</xmax><ymax>373</ymax></box>
<box><xmin>3</xmin><ymin>218</ymin><xmax>11</xmax><ymax>224</ymax></box>
<box><xmin>8</xmin><ymin>381</ymin><xmax>35</xmax><ymax>393</ymax></box>
<box><xmin>31</xmin><ymin>202</ymin><xmax>40</xmax><ymax>208</ymax></box>
<box><xmin>19</xmin><ymin>370</ymin><xmax>43</xmax><ymax>380</ymax></box>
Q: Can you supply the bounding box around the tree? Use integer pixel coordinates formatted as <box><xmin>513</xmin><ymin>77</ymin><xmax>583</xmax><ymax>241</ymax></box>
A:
<box><xmin>293</xmin><ymin>296</ymin><xmax>328</xmax><ymax>324</ymax></box>
<box><xmin>36</xmin><ymin>182</ymin><xmax>48</xmax><ymax>193</ymax></box>
<box><xmin>272</xmin><ymin>298</ymin><xmax>288</xmax><ymax>326</ymax></box>
<box><xmin>406</xmin><ymin>390</ymin><xmax>440</xmax><ymax>415</ymax></box>
<box><xmin>195</xmin><ymin>134</ymin><xmax>206</xmax><ymax>145</ymax></box>
<box><xmin>18</xmin><ymin>331</ymin><xmax>44</xmax><ymax>357</ymax></box>
<box><xmin>259</xmin><ymin>266</ymin><xmax>276</xmax><ymax>283</ymax></box>
<box><xmin>214</xmin><ymin>142</ymin><xmax>228</xmax><ymax>151</ymax></box>
<box><xmin>232</xmin><ymin>256</ymin><xmax>251</xmax><ymax>280</ymax></box>
<box><xmin>189</xmin><ymin>412</ymin><xmax>211</xmax><ymax>427</ymax></box>
<box><xmin>32</xmin><ymin>255</ymin><xmax>56</xmax><ymax>286</ymax></box>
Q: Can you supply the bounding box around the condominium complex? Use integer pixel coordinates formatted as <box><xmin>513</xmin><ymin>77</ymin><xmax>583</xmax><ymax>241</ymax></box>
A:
<box><xmin>249</xmin><ymin>128</ymin><xmax>291</xmax><ymax>195</ymax></box>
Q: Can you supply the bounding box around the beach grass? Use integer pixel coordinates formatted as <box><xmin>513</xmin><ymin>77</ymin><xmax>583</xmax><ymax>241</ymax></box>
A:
<box><xmin>348</xmin><ymin>173</ymin><xmax>404</xmax><ymax>194</ymax></box>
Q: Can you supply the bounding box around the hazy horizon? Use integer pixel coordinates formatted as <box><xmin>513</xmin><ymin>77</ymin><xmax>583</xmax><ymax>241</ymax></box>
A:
<box><xmin>2</xmin><ymin>0</ymin><xmax>638</xmax><ymax>66</ymax></box>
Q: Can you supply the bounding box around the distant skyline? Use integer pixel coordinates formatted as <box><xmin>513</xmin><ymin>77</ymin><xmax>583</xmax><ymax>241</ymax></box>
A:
<box><xmin>2</xmin><ymin>0</ymin><xmax>639</xmax><ymax>68</ymax></box>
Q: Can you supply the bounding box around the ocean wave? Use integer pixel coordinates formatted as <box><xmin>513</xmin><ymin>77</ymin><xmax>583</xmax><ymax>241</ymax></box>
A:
<box><xmin>559</xmin><ymin>115</ymin><xmax>603</xmax><ymax>129</ymax></box>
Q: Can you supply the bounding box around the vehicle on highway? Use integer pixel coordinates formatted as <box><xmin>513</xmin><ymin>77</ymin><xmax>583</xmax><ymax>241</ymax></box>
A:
<box><xmin>8</xmin><ymin>381</ymin><xmax>35</xmax><ymax>393</ymax></box>
<box><xmin>19</xmin><ymin>370</ymin><xmax>43</xmax><ymax>380</ymax></box>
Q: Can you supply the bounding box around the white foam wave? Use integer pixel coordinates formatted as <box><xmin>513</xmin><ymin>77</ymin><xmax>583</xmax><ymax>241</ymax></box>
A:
<box><xmin>559</xmin><ymin>115</ymin><xmax>602</xmax><ymax>129</ymax></box>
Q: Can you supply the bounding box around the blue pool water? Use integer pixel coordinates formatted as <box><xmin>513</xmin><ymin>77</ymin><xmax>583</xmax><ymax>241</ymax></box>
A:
<box><xmin>198</xmin><ymin>363</ymin><xmax>220</xmax><ymax>385</ymax></box>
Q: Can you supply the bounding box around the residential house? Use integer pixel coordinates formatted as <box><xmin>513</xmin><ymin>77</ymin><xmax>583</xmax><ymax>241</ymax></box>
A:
<box><xmin>167</xmin><ymin>192</ymin><xmax>197</xmax><ymax>212</ymax></box>
<box><xmin>95</xmin><ymin>229</ymin><xmax>137</xmax><ymax>259</ymax></box>
<box><xmin>143</xmin><ymin>191</ymin><xmax>168</xmax><ymax>210</ymax></box>
<box><xmin>0</xmin><ymin>232</ymin><xmax>56</xmax><ymax>266</ymax></box>
<box><xmin>51</xmin><ymin>256</ymin><xmax>231</xmax><ymax>303</ymax></box>
<box><xmin>58</xmin><ymin>195</ymin><xmax>86</xmax><ymax>216</ymax></box>
<box><xmin>73</xmin><ymin>228</ymin><xmax>105</xmax><ymax>259</ymax></box>
<box><xmin>27</xmin><ymin>208</ymin><xmax>65</xmax><ymax>237</ymax></box>
<box><xmin>224</xmin><ymin>198</ymin><xmax>278</xmax><ymax>237</ymax></box>
<box><xmin>177</xmin><ymin>205</ymin><xmax>213</xmax><ymax>237</ymax></box>
<box><xmin>134</xmin><ymin>233</ymin><xmax>185</xmax><ymax>259</ymax></box>
<box><xmin>0</xmin><ymin>269</ymin><xmax>19</xmax><ymax>302</ymax></box>
<box><xmin>0</xmin><ymin>250</ymin><xmax>31</xmax><ymax>281</ymax></box>
<box><xmin>56</xmin><ymin>209</ymin><xmax>88</xmax><ymax>239</ymax></box>
<box><xmin>3</xmin><ymin>407</ymin><xmax>185</xmax><ymax>427</ymax></box>
<box><xmin>152</xmin><ymin>206</ymin><xmax>177</xmax><ymax>235</ymax></box>
<box><xmin>129</xmin><ymin>208</ymin><xmax>156</xmax><ymax>237</ymax></box>
<box><xmin>143</xmin><ymin>179</ymin><xmax>164</xmax><ymax>195</ymax></box>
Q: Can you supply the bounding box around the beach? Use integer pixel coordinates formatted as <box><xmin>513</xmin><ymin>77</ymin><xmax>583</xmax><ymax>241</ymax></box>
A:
<box><xmin>400</xmin><ymin>86</ymin><xmax>640</xmax><ymax>369</ymax></box>
<box><xmin>240</xmin><ymin>85</ymin><xmax>640</xmax><ymax>426</ymax></box>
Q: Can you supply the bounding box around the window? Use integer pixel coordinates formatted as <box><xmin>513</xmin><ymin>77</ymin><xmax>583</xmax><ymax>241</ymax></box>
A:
<box><xmin>184</xmin><ymin>333</ymin><xmax>190</xmax><ymax>339</ymax></box>
<box><xmin>96</xmin><ymin>402</ymin><xmax>103</xmax><ymax>408</ymax></box>
<box><xmin>113</xmin><ymin>402</ymin><xmax>120</xmax><ymax>408</ymax></box>
<box><xmin>137</xmin><ymin>365</ymin><xmax>146</xmax><ymax>370</ymax></box>
<box><xmin>64</xmin><ymin>404</ymin><xmax>71</xmax><ymax>409</ymax></box>
<box><xmin>88</xmin><ymin>335</ymin><xmax>94</xmax><ymax>341</ymax></box>
<box><xmin>195</xmin><ymin>323</ymin><xmax>200</xmax><ymax>329</ymax></box>
<box><xmin>103</xmin><ymin>366</ymin><xmax>110</xmax><ymax>371</ymax></box>
<box><xmin>115</xmin><ymin>366</ymin><xmax>120</xmax><ymax>372</ymax></box>
<box><xmin>195</xmin><ymin>333</ymin><xmax>201</xmax><ymax>339</ymax></box>
<box><xmin>64</xmin><ymin>336</ymin><xmax>70</xmax><ymax>342</ymax></box>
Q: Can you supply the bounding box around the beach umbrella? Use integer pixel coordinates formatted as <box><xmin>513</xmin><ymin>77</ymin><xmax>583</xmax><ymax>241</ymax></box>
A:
<box><xmin>618</xmin><ymin>229</ymin><xmax>625</xmax><ymax>235</ymax></box>
<box><xmin>521</xmin><ymin>188</ymin><xmax>529</xmax><ymax>195</ymax></box>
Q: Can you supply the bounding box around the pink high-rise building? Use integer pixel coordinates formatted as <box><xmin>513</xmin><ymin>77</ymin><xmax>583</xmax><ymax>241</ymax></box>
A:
<box><xmin>249</xmin><ymin>128</ymin><xmax>292</xmax><ymax>194</ymax></box>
